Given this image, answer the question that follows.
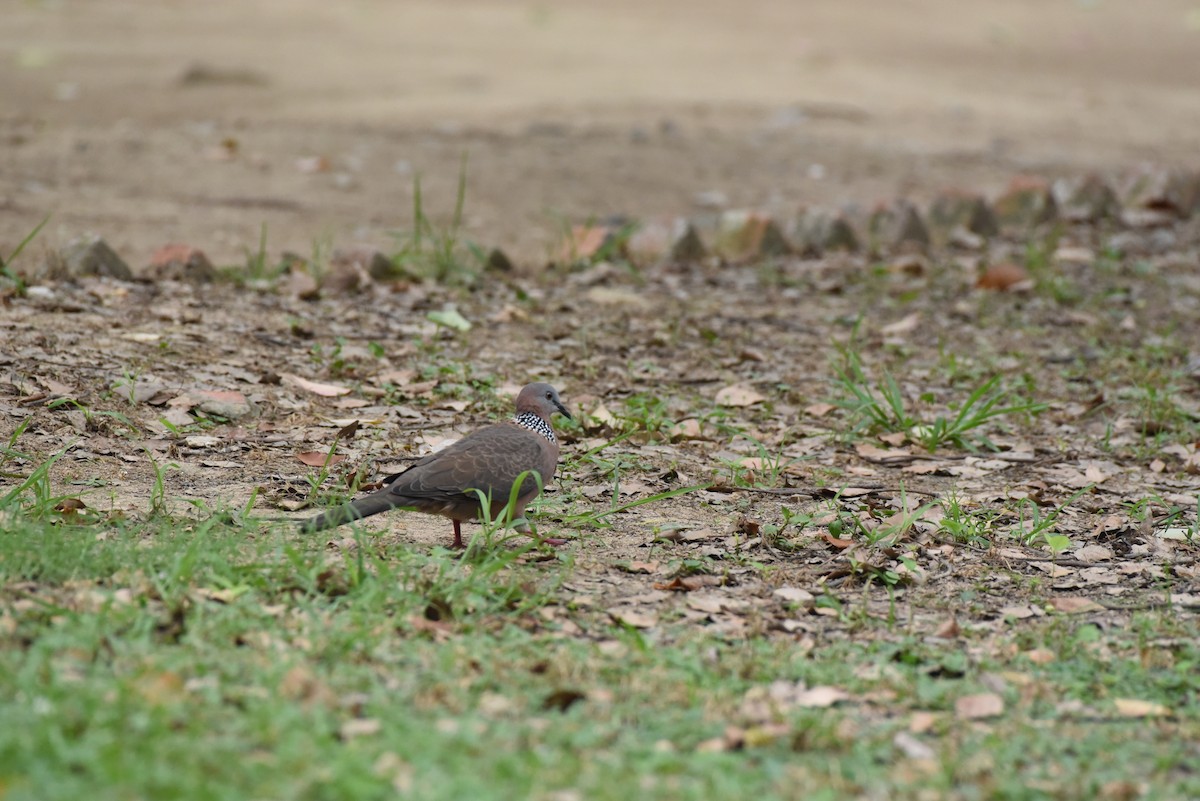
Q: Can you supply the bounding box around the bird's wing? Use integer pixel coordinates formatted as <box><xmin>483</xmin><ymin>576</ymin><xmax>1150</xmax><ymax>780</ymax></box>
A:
<box><xmin>385</xmin><ymin>424</ymin><xmax>547</xmax><ymax>505</ymax></box>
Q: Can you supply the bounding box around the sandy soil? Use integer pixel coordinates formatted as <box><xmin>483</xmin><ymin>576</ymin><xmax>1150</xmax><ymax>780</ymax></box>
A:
<box><xmin>3</xmin><ymin>0</ymin><xmax>1199</xmax><ymax>266</ymax></box>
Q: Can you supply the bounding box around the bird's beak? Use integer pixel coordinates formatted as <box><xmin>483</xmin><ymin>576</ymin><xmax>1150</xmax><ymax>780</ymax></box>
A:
<box><xmin>555</xmin><ymin>400</ymin><xmax>572</xmax><ymax>420</ymax></box>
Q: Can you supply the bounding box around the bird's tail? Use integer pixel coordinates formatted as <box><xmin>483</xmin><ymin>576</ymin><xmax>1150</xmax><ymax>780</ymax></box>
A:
<box><xmin>298</xmin><ymin>492</ymin><xmax>401</xmax><ymax>534</ymax></box>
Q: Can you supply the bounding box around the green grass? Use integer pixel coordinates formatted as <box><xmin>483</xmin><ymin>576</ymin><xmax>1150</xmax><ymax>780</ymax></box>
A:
<box><xmin>389</xmin><ymin>156</ymin><xmax>487</xmax><ymax>286</ymax></box>
<box><xmin>3</xmin><ymin>464</ymin><xmax>1199</xmax><ymax>800</ymax></box>
<box><xmin>0</xmin><ymin>214</ymin><xmax>49</xmax><ymax>295</ymax></box>
<box><xmin>3</xmin><ymin>517</ymin><xmax>1199</xmax><ymax>800</ymax></box>
<box><xmin>830</xmin><ymin>343</ymin><xmax>1045</xmax><ymax>451</ymax></box>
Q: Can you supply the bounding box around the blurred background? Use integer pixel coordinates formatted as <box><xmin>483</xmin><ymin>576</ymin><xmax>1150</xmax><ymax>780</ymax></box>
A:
<box><xmin>3</xmin><ymin>0</ymin><xmax>1199</xmax><ymax>264</ymax></box>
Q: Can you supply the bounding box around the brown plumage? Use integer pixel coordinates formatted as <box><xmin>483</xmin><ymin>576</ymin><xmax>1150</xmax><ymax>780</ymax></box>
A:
<box><xmin>299</xmin><ymin>383</ymin><xmax>570</xmax><ymax>548</ymax></box>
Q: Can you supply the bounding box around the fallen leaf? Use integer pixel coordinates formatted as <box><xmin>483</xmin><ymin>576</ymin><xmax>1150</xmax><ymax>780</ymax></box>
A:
<box><xmin>893</xmin><ymin>731</ymin><xmax>935</xmax><ymax>760</ymax></box>
<box><xmin>583</xmin><ymin>401</ymin><xmax>617</xmax><ymax>427</ymax></box>
<box><xmin>955</xmin><ymin>693</ymin><xmax>1004</xmax><ymax>720</ymax></box>
<box><xmin>854</xmin><ymin>442</ymin><xmax>913</xmax><ymax>464</ymax></box>
<box><xmin>772</xmin><ymin>587</ymin><xmax>815</xmax><ymax>605</ymax></box>
<box><xmin>933</xmin><ymin>618</ymin><xmax>960</xmax><ymax>639</ymax></box>
<box><xmin>281</xmin><ymin>373</ymin><xmax>352</xmax><ymax>397</ymax></box>
<box><xmin>1074</xmin><ymin>544</ymin><xmax>1113</xmax><ymax>563</ymax></box>
<box><xmin>686</xmin><ymin>595</ymin><xmax>725</xmax><ymax>615</ymax></box>
<box><xmin>822</xmin><ymin>532</ymin><xmax>855</xmax><ymax>549</ymax></box>
<box><xmin>715</xmin><ymin>383</ymin><xmax>766</xmax><ymax>407</ymax></box>
<box><xmin>609</xmin><ymin>608</ymin><xmax>657</xmax><ymax>629</ymax></box>
<box><xmin>1170</xmin><ymin>593</ymin><xmax>1200</xmax><ymax>608</ymax></box>
<box><xmin>681</xmin><ymin>528</ymin><xmax>721</xmax><ymax>542</ymax></box>
<box><xmin>296</xmin><ymin>155</ymin><xmax>330</xmax><ymax>173</ymax></box>
<box><xmin>542</xmin><ymin>689</ymin><xmax>587</xmax><ymax>712</ymax></box>
<box><xmin>183</xmin><ymin>435</ymin><xmax>221</xmax><ymax>448</ymax></box>
<box><xmin>54</xmin><ymin>497</ymin><xmax>88</xmax><ymax>516</ymax></box>
<box><xmin>795</xmin><ymin>686</ymin><xmax>849</xmax><ymax>708</ymax></box>
<box><xmin>880</xmin><ymin>313</ymin><xmax>920</xmax><ymax>336</ymax></box>
<box><xmin>339</xmin><ymin>718</ymin><xmax>382</xmax><ymax>739</ymax></box>
<box><xmin>427</xmin><ymin>307</ymin><xmax>472</xmax><ymax>332</ymax></box>
<box><xmin>804</xmin><ymin>402</ymin><xmax>835</xmax><ymax>418</ymax></box>
<box><xmin>1024</xmin><ymin>648</ymin><xmax>1056</xmax><ymax>665</ymax></box>
<box><xmin>670</xmin><ymin>418</ymin><xmax>706</xmax><ymax>440</ymax></box>
<box><xmin>976</xmin><ymin>262</ymin><xmax>1031</xmax><ymax>291</ymax></box>
<box><xmin>743</xmin><ymin>723</ymin><xmax>790</xmax><ymax>748</ymax></box>
<box><xmin>1049</xmin><ymin>597</ymin><xmax>1103</xmax><ymax>614</ymax></box>
<box><xmin>560</xmin><ymin>224</ymin><xmax>611</xmax><ymax>261</ymax></box>
<box><xmin>908</xmin><ymin>711</ymin><xmax>938</xmax><ymax>734</ymax></box>
<box><xmin>1113</xmin><ymin>698</ymin><xmax>1170</xmax><ymax>718</ymax></box>
<box><xmin>695</xmin><ymin>736</ymin><xmax>729</xmax><ymax>753</ymax></box>
<box><xmin>654</xmin><ymin>576</ymin><xmax>696</xmax><ymax>592</ymax></box>
<box><xmin>297</xmin><ymin>451</ymin><xmax>347</xmax><ymax>467</ymax></box>
<box><xmin>133</xmin><ymin>671</ymin><xmax>186</xmax><ymax>705</ymax></box>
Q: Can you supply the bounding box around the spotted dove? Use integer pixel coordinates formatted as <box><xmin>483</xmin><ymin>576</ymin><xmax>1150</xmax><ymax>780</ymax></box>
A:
<box><xmin>299</xmin><ymin>383</ymin><xmax>570</xmax><ymax>547</ymax></box>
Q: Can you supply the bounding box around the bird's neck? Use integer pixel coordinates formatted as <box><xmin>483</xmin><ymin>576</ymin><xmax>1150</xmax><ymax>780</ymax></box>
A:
<box><xmin>512</xmin><ymin>411</ymin><xmax>556</xmax><ymax>444</ymax></box>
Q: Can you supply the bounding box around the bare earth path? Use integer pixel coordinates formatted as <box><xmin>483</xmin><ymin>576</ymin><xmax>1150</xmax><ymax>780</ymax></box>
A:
<box><xmin>3</xmin><ymin>0</ymin><xmax>1199</xmax><ymax>264</ymax></box>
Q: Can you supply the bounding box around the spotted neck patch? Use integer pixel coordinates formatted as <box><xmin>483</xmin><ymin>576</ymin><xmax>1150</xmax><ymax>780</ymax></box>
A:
<box><xmin>512</xmin><ymin>412</ymin><xmax>556</xmax><ymax>444</ymax></box>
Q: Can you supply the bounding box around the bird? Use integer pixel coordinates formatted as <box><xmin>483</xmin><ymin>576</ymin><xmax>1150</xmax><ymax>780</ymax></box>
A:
<box><xmin>299</xmin><ymin>382</ymin><xmax>570</xmax><ymax>548</ymax></box>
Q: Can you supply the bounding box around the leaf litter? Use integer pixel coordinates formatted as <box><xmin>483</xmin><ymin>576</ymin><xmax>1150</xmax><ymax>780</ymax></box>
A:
<box><xmin>2</xmin><ymin>216</ymin><xmax>1199</xmax><ymax>765</ymax></box>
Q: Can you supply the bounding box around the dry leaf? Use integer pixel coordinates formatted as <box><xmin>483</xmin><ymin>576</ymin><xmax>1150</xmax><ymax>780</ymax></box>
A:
<box><xmin>654</xmin><ymin>577</ymin><xmax>696</xmax><ymax>592</ymax></box>
<box><xmin>893</xmin><ymin>731</ymin><xmax>935</xmax><ymax>760</ymax></box>
<box><xmin>1113</xmin><ymin>698</ymin><xmax>1170</xmax><ymax>718</ymax></box>
<box><xmin>281</xmin><ymin>373</ymin><xmax>352</xmax><ymax>397</ymax></box>
<box><xmin>795</xmin><ymin>686</ymin><xmax>849</xmax><ymax>708</ymax></box>
<box><xmin>670</xmin><ymin>418</ymin><xmax>706</xmax><ymax>440</ymax></box>
<box><xmin>955</xmin><ymin>693</ymin><xmax>1004</xmax><ymax>720</ymax></box>
<box><xmin>1049</xmin><ymin>597</ymin><xmax>1103</xmax><ymax>614</ymax></box>
<box><xmin>542</xmin><ymin>688</ymin><xmax>587</xmax><ymax>712</ymax></box>
<box><xmin>54</xmin><ymin>497</ymin><xmax>88</xmax><ymax>516</ymax></box>
<box><xmin>854</xmin><ymin>442</ymin><xmax>913</xmax><ymax>464</ymax></box>
<box><xmin>1074</xmin><ymin>544</ymin><xmax>1113</xmax><ymax>563</ymax></box>
<box><xmin>804</xmin><ymin>402</ymin><xmax>835</xmax><ymax>418</ymax></box>
<box><xmin>133</xmin><ymin>670</ymin><xmax>186</xmax><ymax>705</ymax></box>
<box><xmin>560</xmin><ymin>224</ymin><xmax>611</xmax><ymax>261</ymax></box>
<box><xmin>976</xmin><ymin>262</ymin><xmax>1031</xmax><ymax>291</ymax></box>
<box><xmin>340</xmin><ymin>718</ymin><xmax>382</xmax><ymax>739</ymax></box>
<box><xmin>1023</xmin><ymin>649</ymin><xmax>1056</xmax><ymax>666</ymax></box>
<box><xmin>297</xmin><ymin>451</ymin><xmax>347</xmax><ymax>467</ymax></box>
<box><xmin>880</xmin><ymin>313</ymin><xmax>920</xmax><ymax>336</ymax></box>
<box><xmin>715</xmin><ymin>384</ymin><xmax>766</xmax><ymax>407</ymax></box>
<box><xmin>686</xmin><ymin>595</ymin><xmax>725</xmax><ymax>615</ymax></box>
<box><xmin>908</xmin><ymin>711</ymin><xmax>938</xmax><ymax>734</ymax></box>
<box><xmin>773</xmin><ymin>587</ymin><xmax>815</xmax><ymax>605</ymax></box>
<box><xmin>822</xmin><ymin>532</ymin><xmax>855</xmax><ymax>549</ymax></box>
<box><xmin>933</xmin><ymin>618</ymin><xmax>960</xmax><ymax>639</ymax></box>
<box><xmin>609</xmin><ymin>608</ymin><xmax>657</xmax><ymax>629</ymax></box>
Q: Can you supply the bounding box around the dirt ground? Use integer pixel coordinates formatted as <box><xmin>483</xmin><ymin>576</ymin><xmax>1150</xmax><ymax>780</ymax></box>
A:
<box><xmin>2</xmin><ymin>2</ymin><xmax>1199</xmax><ymax>635</ymax></box>
<box><xmin>3</xmin><ymin>0</ymin><xmax>1200</xmax><ymax>265</ymax></box>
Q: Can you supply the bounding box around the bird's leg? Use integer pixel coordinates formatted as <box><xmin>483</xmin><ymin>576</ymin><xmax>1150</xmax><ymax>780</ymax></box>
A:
<box><xmin>451</xmin><ymin>520</ymin><xmax>464</xmax><ymax>549</ymax></box>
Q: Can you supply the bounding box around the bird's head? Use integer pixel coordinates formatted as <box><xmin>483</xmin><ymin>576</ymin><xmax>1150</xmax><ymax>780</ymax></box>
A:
<box><xmin>516</xmin><ymin>382</ymin><xmax>571</xmax><ymax>421</ymax></box>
